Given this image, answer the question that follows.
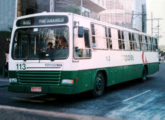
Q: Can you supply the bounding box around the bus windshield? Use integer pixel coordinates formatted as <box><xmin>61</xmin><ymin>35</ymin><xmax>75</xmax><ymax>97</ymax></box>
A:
<box><xmin>12</xmin><ymin>26</ymin><xmax>69</xmax><ymax>60</ymax></box>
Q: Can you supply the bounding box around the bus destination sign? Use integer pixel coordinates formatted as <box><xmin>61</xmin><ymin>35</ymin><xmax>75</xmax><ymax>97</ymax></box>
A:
<box><xmin>17</xmin><ymin>16</ymin><xmax>68</xmax><ymax>26</ymax></box>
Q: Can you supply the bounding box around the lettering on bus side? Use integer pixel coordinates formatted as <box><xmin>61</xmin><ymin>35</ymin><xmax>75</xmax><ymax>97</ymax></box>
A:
<box><xmin>45</xmin><ymin>63</ymin><xmax>62</xmax><ymax>68</ymax></box>
<box><xmin>123</xmin><ymin>55</ymin><xmax>134</xmax><ymax>62</ymax></box>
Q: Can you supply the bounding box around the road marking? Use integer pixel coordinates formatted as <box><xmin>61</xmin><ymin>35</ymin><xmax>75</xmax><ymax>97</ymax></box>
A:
<box><xmin>123</xmin><ymin>90</ymin><xmax>151</xmax><ymax>102</ymax></box>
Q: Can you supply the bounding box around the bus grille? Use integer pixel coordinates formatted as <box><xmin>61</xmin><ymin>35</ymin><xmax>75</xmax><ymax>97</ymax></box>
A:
<box><xmin>17</xmin><ymin>71</ymin><xmax>61</xmax><ymax>85</ymax></box>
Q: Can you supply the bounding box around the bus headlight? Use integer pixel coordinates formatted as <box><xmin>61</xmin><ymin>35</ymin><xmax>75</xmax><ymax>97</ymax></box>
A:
<box><xmin>9</xmin><ymin>78</ymin><xmax>17</xmax><ymax>83</ymax></box>
<box><xmin>61</xmin><ymin>79</ymin><xmax>74</xmax><ymax>85</ymax></box>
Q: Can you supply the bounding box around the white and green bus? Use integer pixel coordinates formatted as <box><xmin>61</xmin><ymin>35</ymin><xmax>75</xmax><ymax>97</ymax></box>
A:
<box><xmin>9</xmin><ymin>12</ymin><xmax>159</xmax><ymax>96</ymax></box>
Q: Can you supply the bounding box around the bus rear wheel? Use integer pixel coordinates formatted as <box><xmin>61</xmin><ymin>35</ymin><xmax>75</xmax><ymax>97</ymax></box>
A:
<box><xmin>92</xmin><ymin>72</ymin><xmax>105</xmax><ymax>97</ymax></box>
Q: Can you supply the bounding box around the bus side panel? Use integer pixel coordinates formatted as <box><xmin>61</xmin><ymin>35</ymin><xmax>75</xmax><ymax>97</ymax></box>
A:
<box><xmin>147</xmin><ymin>62</ymin><xmax>159</xmax><ymax>75</ymax></box>
<box><xmin>107</xmin><ymin>64</ymin><xmax>143</xmax><ymax>86</ymax></box>
<box><xmin>125</xmin><ymin>64</ymin><xmax>143</xmax><ymax>81</ymax></box>
<box><xmin>73</xmin><ymin>70</ymin><xmax>93</xmax><ymax>94</ymax></box>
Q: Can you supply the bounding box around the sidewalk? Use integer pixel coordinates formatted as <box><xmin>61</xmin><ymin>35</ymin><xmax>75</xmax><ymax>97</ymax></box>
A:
<box><xmin>0</xmin><ymin>77</ymin><xmax>9</xmax><ymax>87</ymax></box>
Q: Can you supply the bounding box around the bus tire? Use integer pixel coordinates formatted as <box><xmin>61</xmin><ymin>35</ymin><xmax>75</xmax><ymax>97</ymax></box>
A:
<box><xmin>92</xmin><ymin>72</ymin><xmax>105</xmax><ymax>97</ymax></box>
<box><xmin>142</xmin><ymin>67</ymin><xmax>148</xmax><ymax>81</ymax></box>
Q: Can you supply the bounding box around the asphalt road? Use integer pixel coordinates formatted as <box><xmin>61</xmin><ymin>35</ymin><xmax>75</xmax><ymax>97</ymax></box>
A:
<box><xmin>0</xmin><ymin>63</ymin><xmax>165</xmax><ymax>120</ymax></box>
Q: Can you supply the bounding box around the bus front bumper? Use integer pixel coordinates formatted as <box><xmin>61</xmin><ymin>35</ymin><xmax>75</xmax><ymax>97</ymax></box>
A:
<box><xmin>8</xmin><ymin>84</ymin><xmax>75</xmax><ymax>95</ymax></box>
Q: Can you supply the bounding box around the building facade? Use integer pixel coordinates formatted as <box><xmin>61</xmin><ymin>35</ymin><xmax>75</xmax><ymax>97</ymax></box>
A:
<box><xmin>17</xmin><ymin>0</ymin><xmax>106</xmax><ymax>19</ymax></box>
<box><xmin>0</xmin><ymin>0</ymin><xmax>16</xmax><ymax>31</ymax></box>
<box><xmin>99</xmin><ymin>0</ymin><xmax>146</xmax><ymax>32</ymax></box>
<box><xmin>0</xmin><ymin>0</ymin><xmax>106</xmax><ymax>31</ymax></box>
<box><xmin>0</xmin><ymin>0</ymin><xmax>146</xmax><ymax>32</ymax></box>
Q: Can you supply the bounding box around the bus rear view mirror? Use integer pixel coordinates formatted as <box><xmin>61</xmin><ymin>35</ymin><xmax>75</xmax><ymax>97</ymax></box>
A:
<box><xmin>78</xmin><ymin>27</ymin><xmax>84</xmax><ymax>38</ymax></box>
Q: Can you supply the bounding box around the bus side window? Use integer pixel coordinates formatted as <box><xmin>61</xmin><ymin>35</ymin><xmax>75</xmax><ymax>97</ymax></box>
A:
<box><xmin>151</xmin><ymin>37</ymin><xmax>153</xmax><ymax>51</ymax></box>
<box><xmin>155</xmin><ymin>38</ymin><xmax>158</xmax><ymax>51</ymax></box>
<box><xmin>153</xmin><ymin>38</ymin><xmax>158</xmax><ymax>51</ymax></box>
<box><xmin>91</xmin><ymin>24</ymin><xmax>96</xmax><ymax>48</ymax></box>
<box><xmin>145</xmin><ymin>36</ymin><xmax>148</xmax><ymax>51</ymax></box>
<box><xmin>148</xmin><ymin>37</ymin><xmax>152</xmax><ymax>51</ymax></box>
<box><xmin>118</xmin><ymin>30</ymin><xmax>125</xmax><ymax>50</ymax></box>
<box><xmin>142</xmin><ymin>35</ymin><xmax>146</xmax><ymax>51</ymax></box>
<box><xmin>84</xmin><ymin>29</ymin><xmax>90</xmax><ymax>48</ymax></box>
<box><xmin>105</xmin><ymin>27</ymin><xmax>112</xmax><ymax>49</ymax></box>
<box><xmin>132</xmin><ymin>33</ymin><xmax>136</xmax><ymax>50</ymax></box>
<box><xmin>135</xmin><ymin>34</ymin><xmax>140</xmax><ymax>51</ymax></box>
<box><xmin>74</xmin><ymin>28</ymin><xmax>91</xmax><ymax>59</ymax></box>
<box><xmin>92</xmin><ymin>24</ymin><xmax>107</xmax><ymax>49</ymax></box>
<box><xmin>129</xmin><ymin>33</ymin><xmax>133</xmax><ymax>50</ymax></box>
<box><xmin>124</xmin><ymin>31</ymin><xmax>130</xmax><ymax>50</ymax></box>
<box><xmin>139</xmin><ymin>35</ymin><xmax>142</xmax><ymax>51</ymax></box>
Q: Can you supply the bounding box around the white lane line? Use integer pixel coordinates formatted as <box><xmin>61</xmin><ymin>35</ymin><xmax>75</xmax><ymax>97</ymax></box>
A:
<box><xmin>123</xmin><ymin>90</ymin><xmax>151</xmax><ymax>102</ymax></box>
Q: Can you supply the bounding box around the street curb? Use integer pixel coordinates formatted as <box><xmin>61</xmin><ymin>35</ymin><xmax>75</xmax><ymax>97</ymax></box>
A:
<box><xmin>0</xmin><ymin>105</ymin><xmax>117</xmax><ymax>120</ymax></box>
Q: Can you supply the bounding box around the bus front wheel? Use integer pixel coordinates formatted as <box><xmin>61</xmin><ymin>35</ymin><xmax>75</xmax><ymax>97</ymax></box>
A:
<box><xmin>92</xmin><ymin>72</ymin><xmax>105</xmax><ymax>97</ymax></box>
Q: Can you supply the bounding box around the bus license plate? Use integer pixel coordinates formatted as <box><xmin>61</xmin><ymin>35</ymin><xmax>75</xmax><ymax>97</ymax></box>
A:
<box><xmin>31</xmin><ymin>87</ymin><xmax>42</xmax><ymax>92</ymax></box>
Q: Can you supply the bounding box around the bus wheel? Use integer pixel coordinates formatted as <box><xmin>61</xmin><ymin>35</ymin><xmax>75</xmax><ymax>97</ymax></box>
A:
<box><xmin>142</xmin><ymin>67</ymin><xmax>148</xmax><ymax>81</ymax></box>
<box><xmin>93</xmin><ymin>72</ymin><xmax>105</xmax><ymax>97</ymax></box>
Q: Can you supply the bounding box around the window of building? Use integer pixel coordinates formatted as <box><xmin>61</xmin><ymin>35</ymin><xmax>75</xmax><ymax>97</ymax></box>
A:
<box><xmin>17</xmin><ymin>0</ymin><xmax>81</xmax><ymax>17</ymax></box>
<box><xmin>17</xmin><ymin>0</ymin><xmax>50</xmax><ymax>17</ymax></box>
<box><xmin>118</xmin><ymin>30</ymin><xmax>125</xmax><ymax>50</ymax></box>
<box><xmin>54</xmin><ymin>0</ymin><xmax>80</xmax><ymax>14</ymax></box>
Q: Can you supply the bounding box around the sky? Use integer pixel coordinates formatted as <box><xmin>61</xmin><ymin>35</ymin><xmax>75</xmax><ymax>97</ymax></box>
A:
<box><xmin>146</xmin><ymin>0</ymin><xmax>165</xmax><ymax>45</ymax></box>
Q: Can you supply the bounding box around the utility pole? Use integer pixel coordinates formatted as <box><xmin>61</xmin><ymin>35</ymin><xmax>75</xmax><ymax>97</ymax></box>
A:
<box><xmin>147</xmin><ymin>14</ymin><xmax>162</xmax><ymax>39</ymax></box>
<box><xmin>157</xmin><ymin>19</ymin><xmax>160</xmax><ymax>39</ymax></box>
<box><xmin>151</xmin><ymin>13</ymin><xmax>153</xmax><ymax>35</ymax></box>
<box><xmin>80</xmin><ymin>0</ymin><xmax>83</xmax><ymax>15</ymax></box>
